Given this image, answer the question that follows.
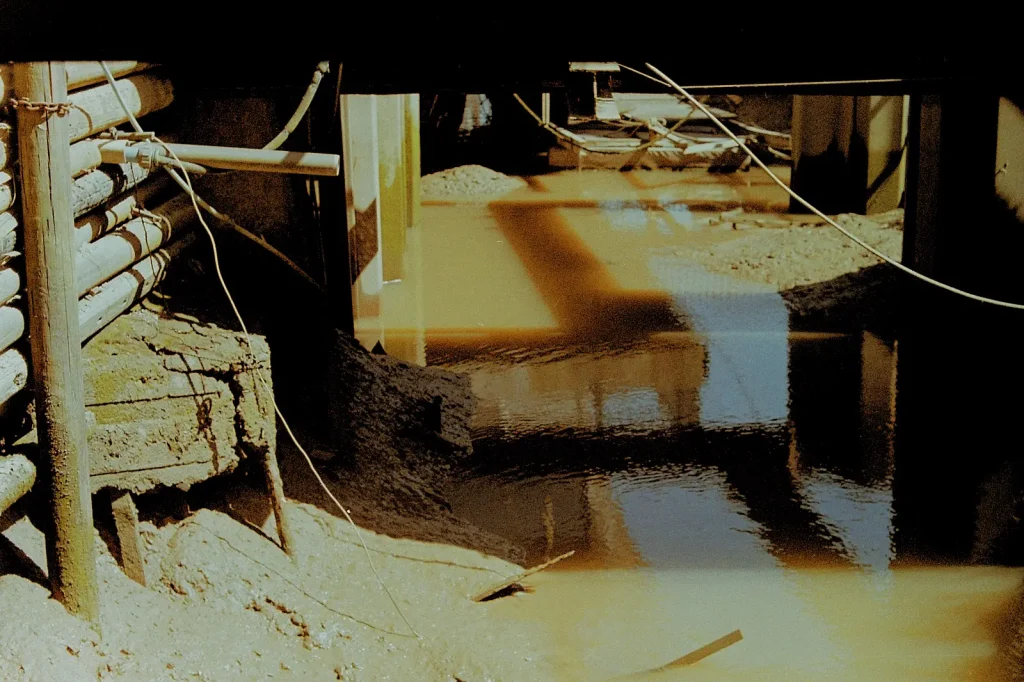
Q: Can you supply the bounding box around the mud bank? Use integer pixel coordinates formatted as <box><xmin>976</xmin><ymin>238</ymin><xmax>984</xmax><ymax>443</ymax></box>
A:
<box><xmin>311</xmin><ymin>332</ymin><xmax>524</xmax><ymax>563</ymax></box>
<box><xmin>0</xmin><ymin>500</ymin><xmax>555</xmax><ymax>681</ymax></box>
<box><xmin>671</xmin><ymin>208</ymin><xmax>904</xmax><ymax>329</ymax></box>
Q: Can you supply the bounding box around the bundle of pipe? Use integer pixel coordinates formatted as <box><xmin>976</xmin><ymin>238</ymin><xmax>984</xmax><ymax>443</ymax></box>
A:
<box><xmin>0</xmin><ymin>62</ymin><xmax>191</xmax><ymax>414</ymax></box>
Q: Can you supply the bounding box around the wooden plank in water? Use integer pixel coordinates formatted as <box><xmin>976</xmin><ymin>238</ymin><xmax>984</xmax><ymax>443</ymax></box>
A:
<box><xmin>655</xmin><ymin>629</ymin><xmax>744</xmax><ymax>670</ymax></box>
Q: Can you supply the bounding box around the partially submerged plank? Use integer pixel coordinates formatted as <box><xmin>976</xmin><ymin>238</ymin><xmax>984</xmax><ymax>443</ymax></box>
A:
<box><xmin>471</xmin><ymin>550</ymin><xmax>575</xmax><ymax>602</ymax></box>
<box><xmin>652</xmin><ymin>630</ymin><xmax>744</xmax><ymax>671</ymax></box>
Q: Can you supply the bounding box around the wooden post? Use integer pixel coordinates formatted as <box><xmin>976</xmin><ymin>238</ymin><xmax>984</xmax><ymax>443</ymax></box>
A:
<box><xmin>13</xmin><ymin>62</ymin><xmax>100</xmax><ymax>623</ymax></box>
<box><xmin>341</xmin><ymin>94</ymin><xmax>384</xmax><ymax>350</ymax></box>
<box><xmin>377</xmin><ymin>95</ymin><xmax>408</xmax><ymax>282</ymax></box>
<box><xmin>109</xmin><ymin>490</ymin><xmax>146</xmax><ymax>585</ymax></box>
<box><xmin>404</xmin><ymin>94</ymin><xmax>421</xmax><ymax>229</ymax></box>
<box><xmin>261</xmin><ymin>447</ymin><xmax>295</xmax><ymax>556</ymax></box>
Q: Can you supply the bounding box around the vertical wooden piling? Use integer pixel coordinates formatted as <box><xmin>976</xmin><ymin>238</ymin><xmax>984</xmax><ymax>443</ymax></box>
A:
<box><xmin>378</xmin><ymin>95</ymin><xmax>408</xmax><ymax>283</ymax></box>
<box><xmin>110</xmin><ymin>490</ymin><xmax>146</xmax><ymax>585</ymax></box>
<box><xmin>13</xmin><ymin>62</ymin><xmax>100</xmax><ymax>623</ymax></box>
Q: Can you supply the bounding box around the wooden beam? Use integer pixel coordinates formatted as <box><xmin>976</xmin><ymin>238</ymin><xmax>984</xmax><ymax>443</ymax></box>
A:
<box><xmin>1</xmin><ymin>62</ymin><xmax>149</xmax><ymax>101</ymax></box>
<box><xmin>0</xmin><ymin>454</ymin><xmax>35</xmax><ymax>518</ymax></box>
<box><xmin>341</xmin><ymin>94</ymin><xmax>384</xmax><ymax>348</ymax></box>
<box><xmin>73</xmin><ymin>163</ymin><xmax>151</xmax><ymax>218</ymax></box>
<box><xmin>0</xmin><ymin>123</ymin><xmax>10</xmax><ymax>171</ymax></box>
<box><xmin>75</xmin><ymin>194</ymin><xmax>193</xmax><ymax>296</ymax></box>
<box><xmin>78</xmin><ymin>233</ymin><xmax>194</xmax><ymax>342</ymax></box>
<box><xmin>64</xmin><ymin>62</ymin><xmax>149</xmax><ymax>92</ymax></box>
<box><xmin>13</xmin><ymin>61</ymin><xmax>100</xmax><ymax>623</ymax></box>
<box><xmin>65</xmin><ymin>73</ymin><xmax>174</xmax><ymax>143</ymax></box>
<box><xmin>378</xmin><ymin>95</ymin><xmax>407</xmax><ymax>282</ymax></box>
<box><xmin>404</xmin><ymin>94</ymin><xmax>422</xmax><ymax>229</ymax></box>
<box><xmin>0</xmin><ymin>172</ymin><xmax>14</xmax><ymax>213</ymax></box>
<box><xmin>0</xmin><ymin>234</ymin><xmax>195</xmax><ymax>412</ymax></box>
<box><xmin>0</xmin><ymin>306</ymin><xmax>25</xmax><ymax>355</ymax></box>
<box><xmin>0</xmin><ymin>348</ymin><xmax>28</xmax><ymax>406</ymax></box>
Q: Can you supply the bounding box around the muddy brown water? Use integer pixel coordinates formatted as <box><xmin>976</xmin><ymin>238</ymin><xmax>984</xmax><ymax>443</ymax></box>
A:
<box><xmin>354</xmin><ymin>169</ymin><xmax>1024</xmax><ymax>680</ymax></box>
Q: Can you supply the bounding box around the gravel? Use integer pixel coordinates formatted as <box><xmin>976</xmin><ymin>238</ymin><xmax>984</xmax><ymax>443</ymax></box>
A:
<box><xmin>421</xmin><ymin>165</ymin><xmax>526</xmax><ymax>198</ymax></box>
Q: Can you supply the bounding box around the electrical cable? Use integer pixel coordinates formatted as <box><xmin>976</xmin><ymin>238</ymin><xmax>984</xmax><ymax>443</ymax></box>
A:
<box><xmin>263</xmin><ymin>62</ymin><xmax>330</xmax><ymax>151</ymax></box>
<box><xmin>642</xmin><ymin>62</ymin><xmax>1024</xmax><ymax>310</ymax></box>
<box><xmin>616</xmin><ymin>64</ymin><xmax>920</xmax><ymax>91</ymax></box>
<box><xmin>98</xmin><ymin>62</ymin><xmax>421</xmax><ymax>638</ymax></box>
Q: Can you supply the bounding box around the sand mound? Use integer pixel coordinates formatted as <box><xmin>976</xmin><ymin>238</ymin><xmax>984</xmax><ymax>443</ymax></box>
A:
<box><xmin>421</xmin><ymin>165</ymin><xmax>526</xmax><ymax>198</ymax></box>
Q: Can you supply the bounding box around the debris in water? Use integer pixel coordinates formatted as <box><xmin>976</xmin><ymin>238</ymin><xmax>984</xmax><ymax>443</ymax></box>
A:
<box><xmin>652</xmin><ymin>629</ymin><xmax>744</xmax><ymax>671</ymax></box>
<box><xmin>472</xmin><ymin>550</ymin><xmax>575</xmax><ymax>602</ymax></box>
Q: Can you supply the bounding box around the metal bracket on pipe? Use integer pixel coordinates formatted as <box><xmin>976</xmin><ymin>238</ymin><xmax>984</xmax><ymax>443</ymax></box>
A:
<box><xmin>98</xmin><ymin>129</ymin><xmax>156</xmax><ymax>141</ymax></box>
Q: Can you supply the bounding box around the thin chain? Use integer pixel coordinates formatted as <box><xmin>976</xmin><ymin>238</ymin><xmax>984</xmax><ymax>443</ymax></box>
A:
<box><xmin>8</xmin><ymin>98</ymin><xmax>75</xmax><ymax>116</ymax></box>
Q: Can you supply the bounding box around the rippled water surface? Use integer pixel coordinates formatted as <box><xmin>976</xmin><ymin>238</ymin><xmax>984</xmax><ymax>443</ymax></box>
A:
<box><xmin>355</xmin><ymin>169</ymin><xmax>1024</xmax><ymax>680</ymax></box>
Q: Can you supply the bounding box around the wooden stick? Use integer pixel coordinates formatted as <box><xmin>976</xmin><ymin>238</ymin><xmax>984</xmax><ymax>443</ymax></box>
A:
<box><xmin>0</xmin><ymin>454</ymin><xmax>36</xmax><ymax>518</ymax></box>
<box><xmin>471</xmin><ymin>550</ymin><xmax>575</xmax><ymax>602</ymax></box>
<box><xmin>13</xmin><ymin>61</ymin><xmax>100</xmax><ymax>623</ymax></box>
<box><xmin>109</xmin><ymin>490</ymin><xmax>146</xmax><ymax>585</ymax></box>
<box><xmin>259</xmin><ymin>443</ymin><xmax>295</xmax><ymax>557</ymax></box>
<box><xmin>653</xmin><ymin>630</ymin><xmax>744</xmax><ymax>670</ymax></box>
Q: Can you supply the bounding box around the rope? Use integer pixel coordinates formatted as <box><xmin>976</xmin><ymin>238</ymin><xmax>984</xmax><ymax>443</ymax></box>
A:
<box><xmin>642</xmin><ymin>62</ymin><xmax>1024</xmax><ymax>311</ymax></box>
<box><xmin>98</xmin><ymin>62</ymin><xmax>421</xmax><ymax>638</ymax></box>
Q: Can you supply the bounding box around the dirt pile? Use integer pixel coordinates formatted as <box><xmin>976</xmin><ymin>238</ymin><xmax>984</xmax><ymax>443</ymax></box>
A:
<box><xmin>674</xmin><ymin>209</ymin><xmax>904</xmax><ymax>327</ymax></box>
<box><xmin>0</xmin><ymin>500</ymin><xmax>556</xmax><ymax>681</ymax></box>
<box><xmin>421</xmin><ymin>166</ymin><xmax>526</xmax><ymax>198</ymax></box>
<box><xmin>309</xmin><ymin>332</ymin><xmax>523</xmax><ymax>563</ymax></box>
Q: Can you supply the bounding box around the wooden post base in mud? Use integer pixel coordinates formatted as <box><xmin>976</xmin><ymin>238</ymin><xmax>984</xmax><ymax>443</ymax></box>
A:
<box><xmin>13</xmin><ymin>61</ymin><xmax>100</xmax><ymax>624</ymax></box>
<box><xmin>110</xmin><ymin>490</ymin><xmax>146</xmax><ymax>586</ymax></box>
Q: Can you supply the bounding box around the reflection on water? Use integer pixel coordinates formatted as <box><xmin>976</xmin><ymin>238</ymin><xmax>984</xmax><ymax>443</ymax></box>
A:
<box><xmin>356</xmin><ymin>170</ymin><xmax>1024</xmax><ymax>680</ymax></box>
